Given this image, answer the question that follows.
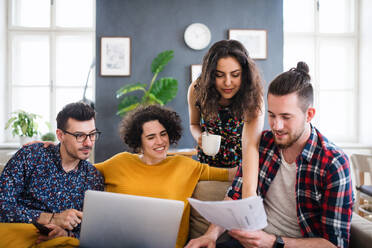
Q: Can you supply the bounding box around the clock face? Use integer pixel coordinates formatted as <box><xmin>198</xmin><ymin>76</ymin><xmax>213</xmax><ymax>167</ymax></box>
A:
<box><xmin>184</xmin><ymin>23</ymin><xmax>211</xmax><ymax>50</ymax></box>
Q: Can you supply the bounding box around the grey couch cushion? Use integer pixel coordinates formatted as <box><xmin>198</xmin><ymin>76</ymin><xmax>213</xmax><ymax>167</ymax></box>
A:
<box><xmin>350</xmin><ymin>213</ymin><xmax>372</xmax><ymax>248</ymax></box>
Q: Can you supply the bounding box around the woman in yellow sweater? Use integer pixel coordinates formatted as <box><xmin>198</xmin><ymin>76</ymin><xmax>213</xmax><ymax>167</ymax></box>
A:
<box><xmin>95</xmin><ymin>104</ymin><xmax>236</xmax><ymax>248</ymax></box>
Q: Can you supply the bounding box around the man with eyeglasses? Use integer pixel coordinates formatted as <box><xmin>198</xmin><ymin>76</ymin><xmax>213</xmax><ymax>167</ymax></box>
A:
<box><xmin>0</xmin><ymin>102</ymin><xmax>104</xmax><ymax>244</ymax></box>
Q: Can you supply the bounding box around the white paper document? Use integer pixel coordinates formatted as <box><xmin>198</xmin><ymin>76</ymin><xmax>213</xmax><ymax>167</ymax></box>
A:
<box><xmin>188</xmin><ymin>196</ymin><xmax>267</xmax><ymax>231</ymax></box>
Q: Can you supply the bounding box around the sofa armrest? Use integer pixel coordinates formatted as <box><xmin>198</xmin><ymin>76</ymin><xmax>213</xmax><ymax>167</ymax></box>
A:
<box><xmin>349</xmin><ymin>213</ymin><xmax>372</xmax><ymax>248</ymax></box>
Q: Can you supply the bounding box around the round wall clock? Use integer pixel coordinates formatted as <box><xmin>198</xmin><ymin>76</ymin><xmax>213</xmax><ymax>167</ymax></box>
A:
<box><xmin>184</xmin><ymin>23</ymin><xmax>211</xmax><ymax>50</ymax></box>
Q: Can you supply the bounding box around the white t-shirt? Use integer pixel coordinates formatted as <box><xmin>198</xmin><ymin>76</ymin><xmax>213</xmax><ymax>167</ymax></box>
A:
<box><xmin>263</xmin><ymin>151</ymin><xmax>303</xmax><ymax>238</ymax></box>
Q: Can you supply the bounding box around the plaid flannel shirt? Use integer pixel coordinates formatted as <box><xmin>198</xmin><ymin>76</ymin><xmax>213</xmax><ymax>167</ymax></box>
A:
<box><xmin>227</xmin><ymin>125</ymin><xmax>353</xmax><ymax>248</ymax></box>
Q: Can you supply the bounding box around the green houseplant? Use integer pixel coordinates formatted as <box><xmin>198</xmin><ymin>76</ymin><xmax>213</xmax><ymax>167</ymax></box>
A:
<box><xmin>5</xmin><ymin>110</ymin><xmax>40</xmax><ymax>144</ymax></box>
<box><xmin>41</xmin><ymin>132</ymin><xmax>56</xmax><ymax>142</ymax></box>
<box><xmin>116</xmin><ymin>50</ymin><xmax>178</xmax><ymax>116</ymax></box>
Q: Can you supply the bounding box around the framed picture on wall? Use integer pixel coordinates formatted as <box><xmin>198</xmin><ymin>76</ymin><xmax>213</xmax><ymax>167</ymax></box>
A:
<box><xmin>228</xmin><ymin>29</ymin><xmax>267</xmax><ymax>59</ymax></box>
<box><xmin>190</xmin><ymin>64</ymin><xmax>202</xmax><ymax>83</ymax></box>
<box><xmin>100</xmin><ymin>37</ymin><xmax>131</xmax><ymax>76</ymax></box>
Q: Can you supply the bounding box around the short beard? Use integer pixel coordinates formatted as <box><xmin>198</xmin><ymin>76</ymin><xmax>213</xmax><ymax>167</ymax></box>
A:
<box><xmin>275</xmin><ymin>128</ymin><xmax>305</xmax><ymax>149</ymax></box>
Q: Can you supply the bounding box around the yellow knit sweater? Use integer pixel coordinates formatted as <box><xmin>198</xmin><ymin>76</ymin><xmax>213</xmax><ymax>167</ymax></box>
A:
<box><xmin>95</xmin><ymin>152</ymin><xmax>228</xmax><ymax>248</ymax></box>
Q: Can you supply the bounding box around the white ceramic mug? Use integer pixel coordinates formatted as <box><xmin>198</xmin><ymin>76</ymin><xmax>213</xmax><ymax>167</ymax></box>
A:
<box><xmin>201</xmin><ymin>133</ymin><xmax>221</xmax><ymax>156</ymax></box>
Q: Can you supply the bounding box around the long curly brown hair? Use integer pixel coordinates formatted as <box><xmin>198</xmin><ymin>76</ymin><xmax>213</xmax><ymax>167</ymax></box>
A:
<box><xmin>119</xmin><ymin>104</ymin><xmax>182</xmax><ymax>153</ymax></box>
<box><xmin>195</xmin><ymin>40</ymin><xmax>264</xmax><ymax>121</ymax></box>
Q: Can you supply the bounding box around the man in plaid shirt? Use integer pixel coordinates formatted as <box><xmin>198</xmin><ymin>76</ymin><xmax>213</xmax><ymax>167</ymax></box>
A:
<box><xmin>186</xmin><ymin>62</ymin><xmax>353</xmax><ymax>248</ymax></box>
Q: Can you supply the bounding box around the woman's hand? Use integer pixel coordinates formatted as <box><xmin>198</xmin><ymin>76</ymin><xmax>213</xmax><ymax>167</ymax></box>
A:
<box><xmin>23</xmin><ymin>141</ymin><xmax>55</xmax><ymax>148</ymax></box>
<box><xmin>35</xmin><ymin>224</ymin><xmax>69</xmax><ymax>244</ymax></box>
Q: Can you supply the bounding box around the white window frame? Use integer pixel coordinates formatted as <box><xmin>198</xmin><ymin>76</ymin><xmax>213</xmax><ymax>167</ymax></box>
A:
<box><xmin>6</xmin><ymin>0</ymin><xmax>96</xmax><ymax>142</ymax></box>
<box><xmin>283</xmin><ymin>0</ymin><xmax>359</xmax><ymax>143</ymax></box>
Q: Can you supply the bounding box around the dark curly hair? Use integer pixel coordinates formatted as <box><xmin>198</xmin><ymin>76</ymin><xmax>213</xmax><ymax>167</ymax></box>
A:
<box><xmin>195</xmin><ymin>40</ymin><xmax>264</xmax><ymax>121</ymax></box>
<box><xmin>268</xmin><ymin>61</ymin><xmax>313</xmax><ymax>112</ymax></box>
<box><xmin>56</xmin><ymin>102</ymin><xmax>95</xmax><ymax>130</ymax></box>
<box><xmin>119</xmin><ymin>104</ymin><xmax>182</xmax><ymax>153</ymax></box>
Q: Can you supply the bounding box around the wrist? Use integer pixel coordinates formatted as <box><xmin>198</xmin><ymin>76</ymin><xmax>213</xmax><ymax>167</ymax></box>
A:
<box><xmin>273</xmin><ymin>235</ymin><xmax>284</xmax><ymax>248</ymax></box>
<box><xmin>49</xmin><ymin>213</ymin><xmax>55</xmax><ymax>224</ymax></box>
<box><xmin>38</xmin><ymin>212</ymin><xmax>52</xmax><ymax>225</ymax></box>
<box><xmin>205</xmin><ymin>224</ymin><xmax>224</xmax><ymax>241</ymax></box>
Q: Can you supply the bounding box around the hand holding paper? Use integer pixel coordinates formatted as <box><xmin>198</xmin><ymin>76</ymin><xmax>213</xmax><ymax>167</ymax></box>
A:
<box><xmin>188</xmin><ymin>196</ymin><xmax>267</xmax><ymax>231</ymax></box>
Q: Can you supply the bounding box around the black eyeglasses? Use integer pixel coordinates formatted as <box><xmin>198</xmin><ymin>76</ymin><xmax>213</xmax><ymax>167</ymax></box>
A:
<box><xmin>61</xmin><ymin>129</ymin><xmax>101</xmax><ymax>143</ymax></box>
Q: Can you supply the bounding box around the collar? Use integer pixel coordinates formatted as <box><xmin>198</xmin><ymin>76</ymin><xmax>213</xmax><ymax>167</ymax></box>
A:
<box><xmin>300</xmin><ymin>124</ymin><xmax>319</xmax><ymax>163</ymax></box>
<box><xmin>53</xmin><ymin>143</ymin><xmax>82</xmax><ymax>172</ymax></box>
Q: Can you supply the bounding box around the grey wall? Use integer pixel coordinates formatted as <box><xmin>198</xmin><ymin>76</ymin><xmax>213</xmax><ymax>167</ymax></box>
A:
<box><xmin>95</xmin><ymin>0</ymin><xmax>283</xmax><ymax>162</ymax></box>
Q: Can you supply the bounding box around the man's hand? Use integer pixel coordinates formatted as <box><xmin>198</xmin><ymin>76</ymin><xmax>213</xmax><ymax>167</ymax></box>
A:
<box><xmin>185</xmin><ymin>234</ymin><xmax>217</xmax><ymax>248</ymax></box>
<box><xmin>51</xmin><ymin>209</ymin><xmax>83</xmax><ymax>231</ymax></box>
<box><xmin>35</xmin><ymin>224</ymin><xmax>68</xmax><ymax>244</ymax></box>
<box><xmin>228</xmin><ymin>229</ymin><xmax>275</xmax><ymax>248</ymax></box>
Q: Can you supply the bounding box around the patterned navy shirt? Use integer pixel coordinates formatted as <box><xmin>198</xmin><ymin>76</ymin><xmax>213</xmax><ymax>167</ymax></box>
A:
<box><xmin>0</xmin><ymin>143</ymin><xmax>104</xmax><ymax>237</ymax></box>
<box><xmin>227</xmin><ymin>125</ymin><xmax>353</xmax><ymax>248</ymax></box>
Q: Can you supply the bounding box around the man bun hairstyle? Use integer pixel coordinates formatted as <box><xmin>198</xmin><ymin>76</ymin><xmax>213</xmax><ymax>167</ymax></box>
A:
<box><xmin>56</xmin><ymin>101</ymin><xmax>96</xmax><ymax>130</ymax></box>
<box><xmin>268</xmin><ymin>61</ymin><xmax>313</xmax><ymax>112</ymax></box>
<box><xmin>119</xmin><ymin>104</ymin><xmax>183</xmax><ymax>153</ymax></box>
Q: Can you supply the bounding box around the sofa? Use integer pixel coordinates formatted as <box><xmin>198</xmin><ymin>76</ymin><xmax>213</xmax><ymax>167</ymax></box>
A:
<box><xmin>1</xmin><ymin>164</ymin><xmax>372</xmax><ymax>247</ymax></box>
<box><xmin>189</xmin><ymin>181</ymin><xmax>372</xmax><ymax>248</ymax></box>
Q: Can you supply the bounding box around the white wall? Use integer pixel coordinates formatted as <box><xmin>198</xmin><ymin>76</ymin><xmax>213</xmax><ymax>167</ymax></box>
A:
<box><xmin>0</xmin><ymin>0</ymin><xmax>6</xmax><ymax>143</ymax></box>
<box><xmin>359</xmin><ymin>0</ymin><xmax>372</xmax><ymax>144</ymax></box>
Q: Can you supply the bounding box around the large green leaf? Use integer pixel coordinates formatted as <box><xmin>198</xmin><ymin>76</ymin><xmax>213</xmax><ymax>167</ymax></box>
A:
<box><xmin>151</xmin><ymin>50</ymin><xmax>174</xmax><ymax>74</ymax></box>
<box><xmin>116</xmin><ymin>83</ymin><xmax>147</xmax><ymax>99</ymax></box>
<box><xmin>117</xmin><ymin>95</ymin><xmax>140</xmax><ymax>116</ymax></box>
<box><xmin>5</xmin><ymin>117</ymin><xmax>16</xmax><ymax>129</ymax></box>
<box><xmin>147</xmin><ymin>93</ymin><xmax>164</xmax><ymax>105</ymax></box>
<box><xmin>149</xmin><ymin>77</ymin><xmax>178</xmax><ymax>105</ymax></box>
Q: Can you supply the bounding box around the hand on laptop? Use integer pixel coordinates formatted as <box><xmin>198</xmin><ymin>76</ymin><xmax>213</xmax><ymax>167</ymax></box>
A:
<box><xmin>35</xmin><ymin>224</ymin><xmax>68</xmax><ymax>244</ymax></box>
<box><xmin>52</xmin><ymin>209</ymin><xmax>83</xmax><ymax>231</ymax></box>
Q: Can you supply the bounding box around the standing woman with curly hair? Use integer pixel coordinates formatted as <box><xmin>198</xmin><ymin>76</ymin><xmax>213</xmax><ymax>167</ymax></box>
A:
<box><xmin>188</xmin><ymin>40</ymin><xmax>264</xmax><ymax>198</ymax></box>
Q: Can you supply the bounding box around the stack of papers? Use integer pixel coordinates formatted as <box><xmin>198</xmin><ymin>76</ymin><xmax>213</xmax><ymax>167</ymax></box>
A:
<box><xmin>188</xmin><ymin>196</ymin><xmax>267</xmax><ymax>231</ymax></box>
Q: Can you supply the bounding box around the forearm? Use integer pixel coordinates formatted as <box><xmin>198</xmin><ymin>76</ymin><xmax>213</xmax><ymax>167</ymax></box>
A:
<box><xmin>38</xmin><ymin>212</ymin><xmax>54</xmax><ymax>225</ymax></box>
<box><xmin>240</xmin><ymin>115</ymin><xmax>262</xmax><ymax>198</ymax></box>
<box><xmin>282</xmin><ymin>237</ymin><xmax>336</xmax><ymax>248</ymax></box>
<box><xmin>190</xmin><ymin>124</ymin><xmax>202</xmax><ymax>144</ymax></box>
<box><xmin>228</xmin><ymin>167</ymin><xmax>238</xmax><ymax>181</ymax></box>
<box><xmin>204</xmin><ymin>222</ymin><xmax>226</xmax><ymax>241</ymax></box>
<box><xmin>0</xmin><ymin>202</ymin><xmax>42</xmax><ymax>223</ymax></box>
<box><xmin>241</xmin><ymin>147</ymin><xmax>259</xmax><ymax>198</ymax></box>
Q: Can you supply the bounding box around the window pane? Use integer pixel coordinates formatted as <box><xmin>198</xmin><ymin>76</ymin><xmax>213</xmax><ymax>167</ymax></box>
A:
<box><xmin>12</xmin><ymin>87</ymin><xmax>50</xmax><ymax>134</ymax></box>
<box><xmin>55</xmin><ymin>0</ymin><xmax>94</xmax><ymax>28</ymax></box>
<box><xmin>12</xmin><ymin>35</ymin><xmax>50</xmax><ymax>85</ymax></box>
<box><xmin>317</xmin><ymin>91</ymin><xmax>355</xmax><ymax>142</ymax></box>
<box><xmin>283</xmin><ymin>0</ymin><xmax>314</xmax><ymax>32</ymax></box>
<box><xmin>55</xmin><ymin>87</ymin><xmax>93</xmax><ymax>114</ymax></box>
<box><xmin>319</xmin><ymin>38</ymin><xmax>355</xmax><ymax>90</ymax></box>
<box><xmin>319</xmin><ymin>0</ymin><xmax>355</xmax><ymax>33</ymax></box>
<box><xmin>56</xmin><ymin>34</ymin><xmax>94</xmax><ymax>86</ymax></box>
<box><xmin>283</xmin><ymin>36</ymin><xmax>315</xmax><ymax>77</ymax></box>
<box><xmin>11</xmin><ymin>0</ymin><xmax>50</xmax><ymax>27</ymax></box>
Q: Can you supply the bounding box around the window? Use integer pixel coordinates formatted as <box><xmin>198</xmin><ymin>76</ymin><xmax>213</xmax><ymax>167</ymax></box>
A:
<box><xmin>6</xmin><ymin>0</ymin><xmax>95</xmax><ymax>140</ymax></box>
<box><xmin>283</xmin><ymin>0</ymin><xmax>358</xmax><ymax>143</ymax></box>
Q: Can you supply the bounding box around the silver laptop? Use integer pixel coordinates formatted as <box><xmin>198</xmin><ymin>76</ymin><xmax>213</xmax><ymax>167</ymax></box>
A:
<box><xmin>80</xmin><ymin>190</ymin><xmax>184</xmax><ymax>248</ymax></box>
